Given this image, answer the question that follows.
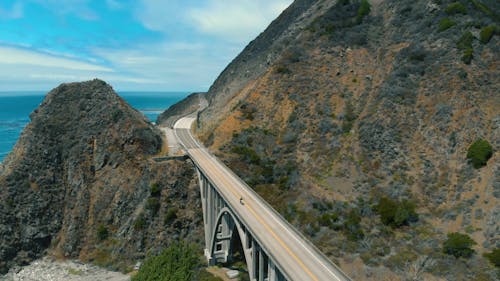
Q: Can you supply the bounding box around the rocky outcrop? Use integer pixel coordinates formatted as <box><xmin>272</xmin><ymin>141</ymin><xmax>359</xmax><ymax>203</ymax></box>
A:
<box><xmin>193</xmin><ymin>0</ymin><xmax>499</xmax><ymax>280</ymax></box>
<box><xmin>156</xmin><ymin>92</ymin><xmax>205</xmax><ymax>127</ymax></box>
<box><xmin>0</xmin><ymin>80</ymin><xmax>202</xmax><ymax>273</ymax></box>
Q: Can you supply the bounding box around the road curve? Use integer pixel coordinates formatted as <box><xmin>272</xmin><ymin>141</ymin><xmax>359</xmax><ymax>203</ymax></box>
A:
<box><xmin>174</xmin><ymin>117</ymin><xmax>351</xmax><ymax>281</ymax></box>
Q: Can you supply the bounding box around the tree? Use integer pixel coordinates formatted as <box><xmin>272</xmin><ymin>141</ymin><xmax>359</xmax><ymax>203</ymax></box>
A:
<box><xmin>467</xmin><ymin>139</ymin><xmax>493</xmax><ymax>168</ymax></box>
<box><xmin>132</xmin><ymin>241</ymin><xmax>200</xmax><ymax>281</ymax></box>
<box><xmin>443</xmin><ymin>232</ymin><xmax>476</xmax><ymax>258</ymax></box>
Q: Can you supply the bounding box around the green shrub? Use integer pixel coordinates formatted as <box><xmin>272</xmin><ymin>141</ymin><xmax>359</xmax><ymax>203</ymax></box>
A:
<box><xmin>97</xmin><ymin>224</ymin><xmax>109</xmax><ymax>241</ymax></box>
<box><xmin>467</xmin><ymin>139</ymin><xmax>493</xmax><ymax>168</ymax></box>
<box><xmin>150</xmin><ymin>183</ymin><xmax>161</xmax><ymax>197</ymax></box>
<box><xmin>276</xmin><ymin>66</ymin><xmax>290</xmax><ymax>74</ymax></box>
<box><xmin>470</xmin><ymin>0</ymin><xmax>495</xmax><ymax>17</ymax></box>
<box><xmin>445</xmin><ymin>2</ymin><xmax>467</xmax><ymax>14</ymax></box>
<box><xmin>443</xmin><ymin>232</ymin><xmax>476</xmax><ymax>258</ymax></box>
<box><xmin>164</xmin><ymin>208</ymin><xmax>178</xmax><ymax>225</ymax></box>
<box><xmin>461</xmin><ymin>48</ymin><xmax>473</xmax><ymax>64</ymax></box>
<box><xmin>132</xmin><ymin>241</ymin><xmax>200</xmax><ymax>281</ymax></box>
<box><xmin>146</xmin><ymin>198</ymin><xmax>161</xmax><ymax>216</ymax></box>
<box><xmin>343</xmin><ymin>210</ymin><xmax>364</xmax><ymax>241</ymax></box>
<box><xmin>231</xmin><ymin>145</ymin><xmax>260</xmax><ymax>165</ymax></box>
<box><xmin>356</xmin><ymin>0</ymin><xmax>371</xmax><ymax>23</ymax></box>
<box><xmin>318</xmin><ymin>212</ymin><xmax>339</xmax><ymax>228</ymax></box>
<box><xmin>134</xmin><ymin>214</ymin><xmax>146</xmax><ymax>230</ymax></box>
<box><xmin>456</xmin><ymin>31</ymin><xmax>474</xmax><ymax>64</ymax></box>
<box><xmin>457</xmin><ymin>31</ymin><xmax>473</xmax><ymax>50</ymax></box>
<box><xmin>376</xmin><ymin>197</ymin><xmax>418</xmax><ymax>228</ymax></box>
<box><xmin>438</xmin><ymin>18</ymin><xmax>456</xmax><ymax>32</ymax></box>
<box><xmin>480</xmin><ymin>25</ymin><xmax>497</xmax><ymax>44</ymax></box>
<box><xmin>483</xmin><ymin>248</ymin><xmax>500</xmax><ymax>267</ymax></box>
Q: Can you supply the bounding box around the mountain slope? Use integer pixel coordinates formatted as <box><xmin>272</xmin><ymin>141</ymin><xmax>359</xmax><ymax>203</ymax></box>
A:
<box><xmin>195</xmin><ymin>0</ymin><xmax>499</xmax><ymax>280</ymax></box>
<box><xmin>0</xmin><ymin>80</ymin><xmax>202</xmax><ymax>273</ymax></box>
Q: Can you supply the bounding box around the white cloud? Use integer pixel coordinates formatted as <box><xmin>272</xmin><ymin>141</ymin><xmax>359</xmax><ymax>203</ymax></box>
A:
<box><xmin>0</xmin><ymin>2</ymin><xmax>24</xmax><ymax>19</ymax></box>
<box><xmin>106</xmin><ymin>0</ymin><xmax>123</xmax><ymax>10</ymax></box>
<box><xmin>188</xmin><ymin>0</ymin><xmax>292</xmax><ymax>42</ymax></box>
<box><xmin>0</xmin><ymin>46</ymin><xmax>112</xmax><ymax>72</ymax></box>
<box><xmin>136</xmin><ymin>0</ymin><xmax>292</xmax><ymax>43</ymax></box>
<box><xmin>30</xmin><ymin>0</ymin><xmax>99</xmax><ymax>20</ymax></box>
<box><xmin>91</xmin><ymin>40</ymin><xmax>239</xmax><ymax>91</ymax></box>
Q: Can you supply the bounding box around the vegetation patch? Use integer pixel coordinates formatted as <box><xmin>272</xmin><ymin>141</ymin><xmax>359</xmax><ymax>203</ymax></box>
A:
<box><xmin>134</xmin><ymin>213</ymin><xmax>146</xmax><ymax>230</ymax></box>
<box><xmin>467</xmin><ymin>139</ymin><xmax>493</xmax><ymax>168</ymax></box>
<box><xmin>445</xmin><ymin>2</ymin><xmax>467</xmax><ymax>15</ymax></box>
<box><xmin>97</xmin><ymin>224</ymin><xmax>109</xmax><ymax>241</ymax></box>
<box><xmin>375</xmin><ymin>197</ymin><xmax>418</xmax><ymax>228</ymax></box>
<box><xmin>480</xmin><ymin>25</ymin><xmax>498</xmax><ymax>44</ymax></box>
<box><xmin>150</xmin><ymin>183</ymin><xmax>161</xmax><ymax>197</ymax></box>
<box><xmin>456</xmin><ymin>31</ymin><xmax>474</xmax><ymax>64</ymax></box>
<box><xmin>146</xmin><ymin>198</ymin><xmax>161</xmax><ymax>216</ymax></box>
<box><xmin>343</xmin><ymin>210</ymin><xmax>364</xmax><ymax>241</ymax></box>
<box><xmin>164</xmin><ymin>208</ymin><xmax>178</xmax><ymax>225</ymax></box>
<box><xmin>132</xmin><ymin>241</ymin><xmax>200</xmax><ymax>281</ymax></box>
<box><xmin>356</xmin><ymin>0</ymin><xmax>371</xmax><ymax>24</ymax></box>
<box><xmin>443</xmin><ymin>232</ymin><xmax>476</xmax><ymax>258</ymax></box>
<box><xmin>438</xmin><ymin>18</ymin><xmax>456</xmax><ymax>32</ymax></box>
<box><xmin>483</xmin><ymin>248</ymin><xmax>500</xmax><ymax>267</ymax></box>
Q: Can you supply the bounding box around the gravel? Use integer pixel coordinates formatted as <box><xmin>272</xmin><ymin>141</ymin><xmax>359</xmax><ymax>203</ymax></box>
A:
<box><xmin>0</xmin><ymin>257</ymin><xmax>130</xmax><ymax>281</ymax></box>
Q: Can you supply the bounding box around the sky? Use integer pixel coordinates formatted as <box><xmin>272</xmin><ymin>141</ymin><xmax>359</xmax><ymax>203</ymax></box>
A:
<box><xmin>0</xmin><ymin>0</ymin><xmax>293</xmax><ymax>92</ymax></box>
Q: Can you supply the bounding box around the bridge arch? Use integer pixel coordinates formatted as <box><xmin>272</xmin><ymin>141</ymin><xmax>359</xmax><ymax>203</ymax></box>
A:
<box><xmin>209</xmin><ymin>206</ymin><xmax>255</xmax><ymax>279</ymax></box>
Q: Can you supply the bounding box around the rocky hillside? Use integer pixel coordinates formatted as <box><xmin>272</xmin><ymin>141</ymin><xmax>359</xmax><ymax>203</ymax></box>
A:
<box><xmin>0</xmin><ymin>80</ymin><xmax>202</xmax><ymax>274</ymax></box>
<box><xmin>196</xmin><ymin>0</ymin><xmax>499</xmax><ymax>280</ymax></box>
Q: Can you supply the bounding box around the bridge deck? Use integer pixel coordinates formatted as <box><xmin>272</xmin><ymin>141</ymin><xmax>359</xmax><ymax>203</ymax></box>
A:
<box><xmin>174</xmin><ymin>117</ymin><xmax>350</xmax><ymax>281</ymax></box>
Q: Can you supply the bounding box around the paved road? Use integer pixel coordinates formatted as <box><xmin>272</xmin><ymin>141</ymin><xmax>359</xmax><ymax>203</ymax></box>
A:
<box><xmin>174</xmin><ymin>117</ymin><xmax>350</xmax><ymax>281</ymax></box>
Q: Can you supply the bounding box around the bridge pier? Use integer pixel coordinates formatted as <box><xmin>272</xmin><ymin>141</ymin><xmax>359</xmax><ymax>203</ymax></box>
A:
<box><xmin>196</xmin><ymin>168</ymin><xmax>287</xmax><ymax>281</ymax></box>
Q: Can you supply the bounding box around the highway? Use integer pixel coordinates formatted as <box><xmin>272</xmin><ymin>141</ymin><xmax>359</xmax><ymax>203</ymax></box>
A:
<box><xmin>174</xmin><ymin>117</ymin><xmax>351</xmax><ymax>281</ymax></box>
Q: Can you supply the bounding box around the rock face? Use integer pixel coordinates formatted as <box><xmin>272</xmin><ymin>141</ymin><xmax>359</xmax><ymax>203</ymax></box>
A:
<box><xmin>0</xmin><ymin>80</ymin><xmax>202</xmax><ymax>273</ymax></box>
<box><xmin>156</xmin><ymin>92</ymin><xmax>205</xmax><ymax>127</ymax></box>
<box><xmin>195</xmin><ymin>0</ymin><xmax>499</xmax><ymax>280</ymax></box>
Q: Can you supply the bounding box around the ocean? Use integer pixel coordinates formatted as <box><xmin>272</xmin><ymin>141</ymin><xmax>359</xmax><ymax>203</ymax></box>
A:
<box><xmin>0</xmin><ymin>91</ymin><xmax>189</xmax><ymax>162</ymax></box>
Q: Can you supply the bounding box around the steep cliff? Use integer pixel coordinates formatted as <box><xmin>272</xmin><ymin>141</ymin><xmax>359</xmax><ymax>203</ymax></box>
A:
<box><xmin>0</xmin><ymin>80</ymin><xmax>202</xmax><ymax>273</ymax></box>
<box><xmin>196</xmin><ymin>0</ymin><xmax>499</xmax><ymax>280</ymax></box>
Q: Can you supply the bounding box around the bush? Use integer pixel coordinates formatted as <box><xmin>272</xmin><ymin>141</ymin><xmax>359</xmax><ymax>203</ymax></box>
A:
<box><xmin>164</xmin><ymin>208</ymin><xmax>178</xmax><ymax>225</ymax></box>
<box><xmin>376</xmin><ymin>197</ymin><xmax>418</xmax><ymax>228</ymax></box>
<box><xmin>97</xmin><ymin>224</ymin><xmax>109</xmax><ymax>241</ymax></box>
<box><xmin>457</xmin><ymin>31</ymin><xmax>473</xmax><ymax>50</ymax></box>
<box><xmin>461</xmin><ymin>48</ymin><xmax>473</xmax><ymax>64</ymax></box>
<box><xmin>146</xmin><ymin>198</ymin><xmax>161</xmax><ymax>216</ymax></box>
<box><xmin>456</xmin><ymin>31</ymin><xmax>474</xmax><ymax>64</ymax></box>
<box><xmin>480</xmin><ymin>25</ymin><xmax>497</xmax><ymax>44</ymax></box>
<box><xmin>445</xmin><ymin>2</ymin><xmax>467</xmax><ymax>15</ymax></box>
<box><xmin>438</xmin><ymin>18</ymin><xmax>456</xmax><ymax>32</ymax></box>
<box><xmin>150</xmin><ymin>183</ymin><xmax>161</xmax><ymax>197</ymax></box>
<box><xmin>483</xmin><ymin>248</ymin><xmax>500</xmax><ymax>267</ymax></box>
<box><xmin>467</xmin><ymin>139</ymin><xmax>493</xmax><ymax>168</ymax></box>
<box><xmin>343</xmin><ymin>210</ymin><xmax>364</xmax><ymax>241</ymax></box>
<box><xmin>356</xmin><ymin>0</ymin><xmax>371</xmax><ymax>23</ymax></box>
<box><xmin>134</xmin><ymin>214</ymin><xmax>146</xmax><ymax>230</ymax></box>
<box><xmin>443</xmin><ymin>232</ymin><xmax>476</xmax><ymax>258</ymax></box>
<box><xmin>132</xmin><ymin>241</ymin><xmax>200</xmax><ymax>281</ymax></box>
<box><xmin>231</xmin><ymin>145</ymin><xmax>260</xmax><ymax>165</ymax></box>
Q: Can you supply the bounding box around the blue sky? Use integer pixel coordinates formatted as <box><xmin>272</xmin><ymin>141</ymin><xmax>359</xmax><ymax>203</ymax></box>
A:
<box><xmin>0</xmin><ymin>0</ymin><xmax>292</xmax><ymax>91</ymax></box>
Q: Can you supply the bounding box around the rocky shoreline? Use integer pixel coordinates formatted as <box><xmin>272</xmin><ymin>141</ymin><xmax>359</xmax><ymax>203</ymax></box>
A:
<box><xmin>0</xmin><ymin>257</ymin><xmax>130</xmax><ymax>281</ymax></box>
